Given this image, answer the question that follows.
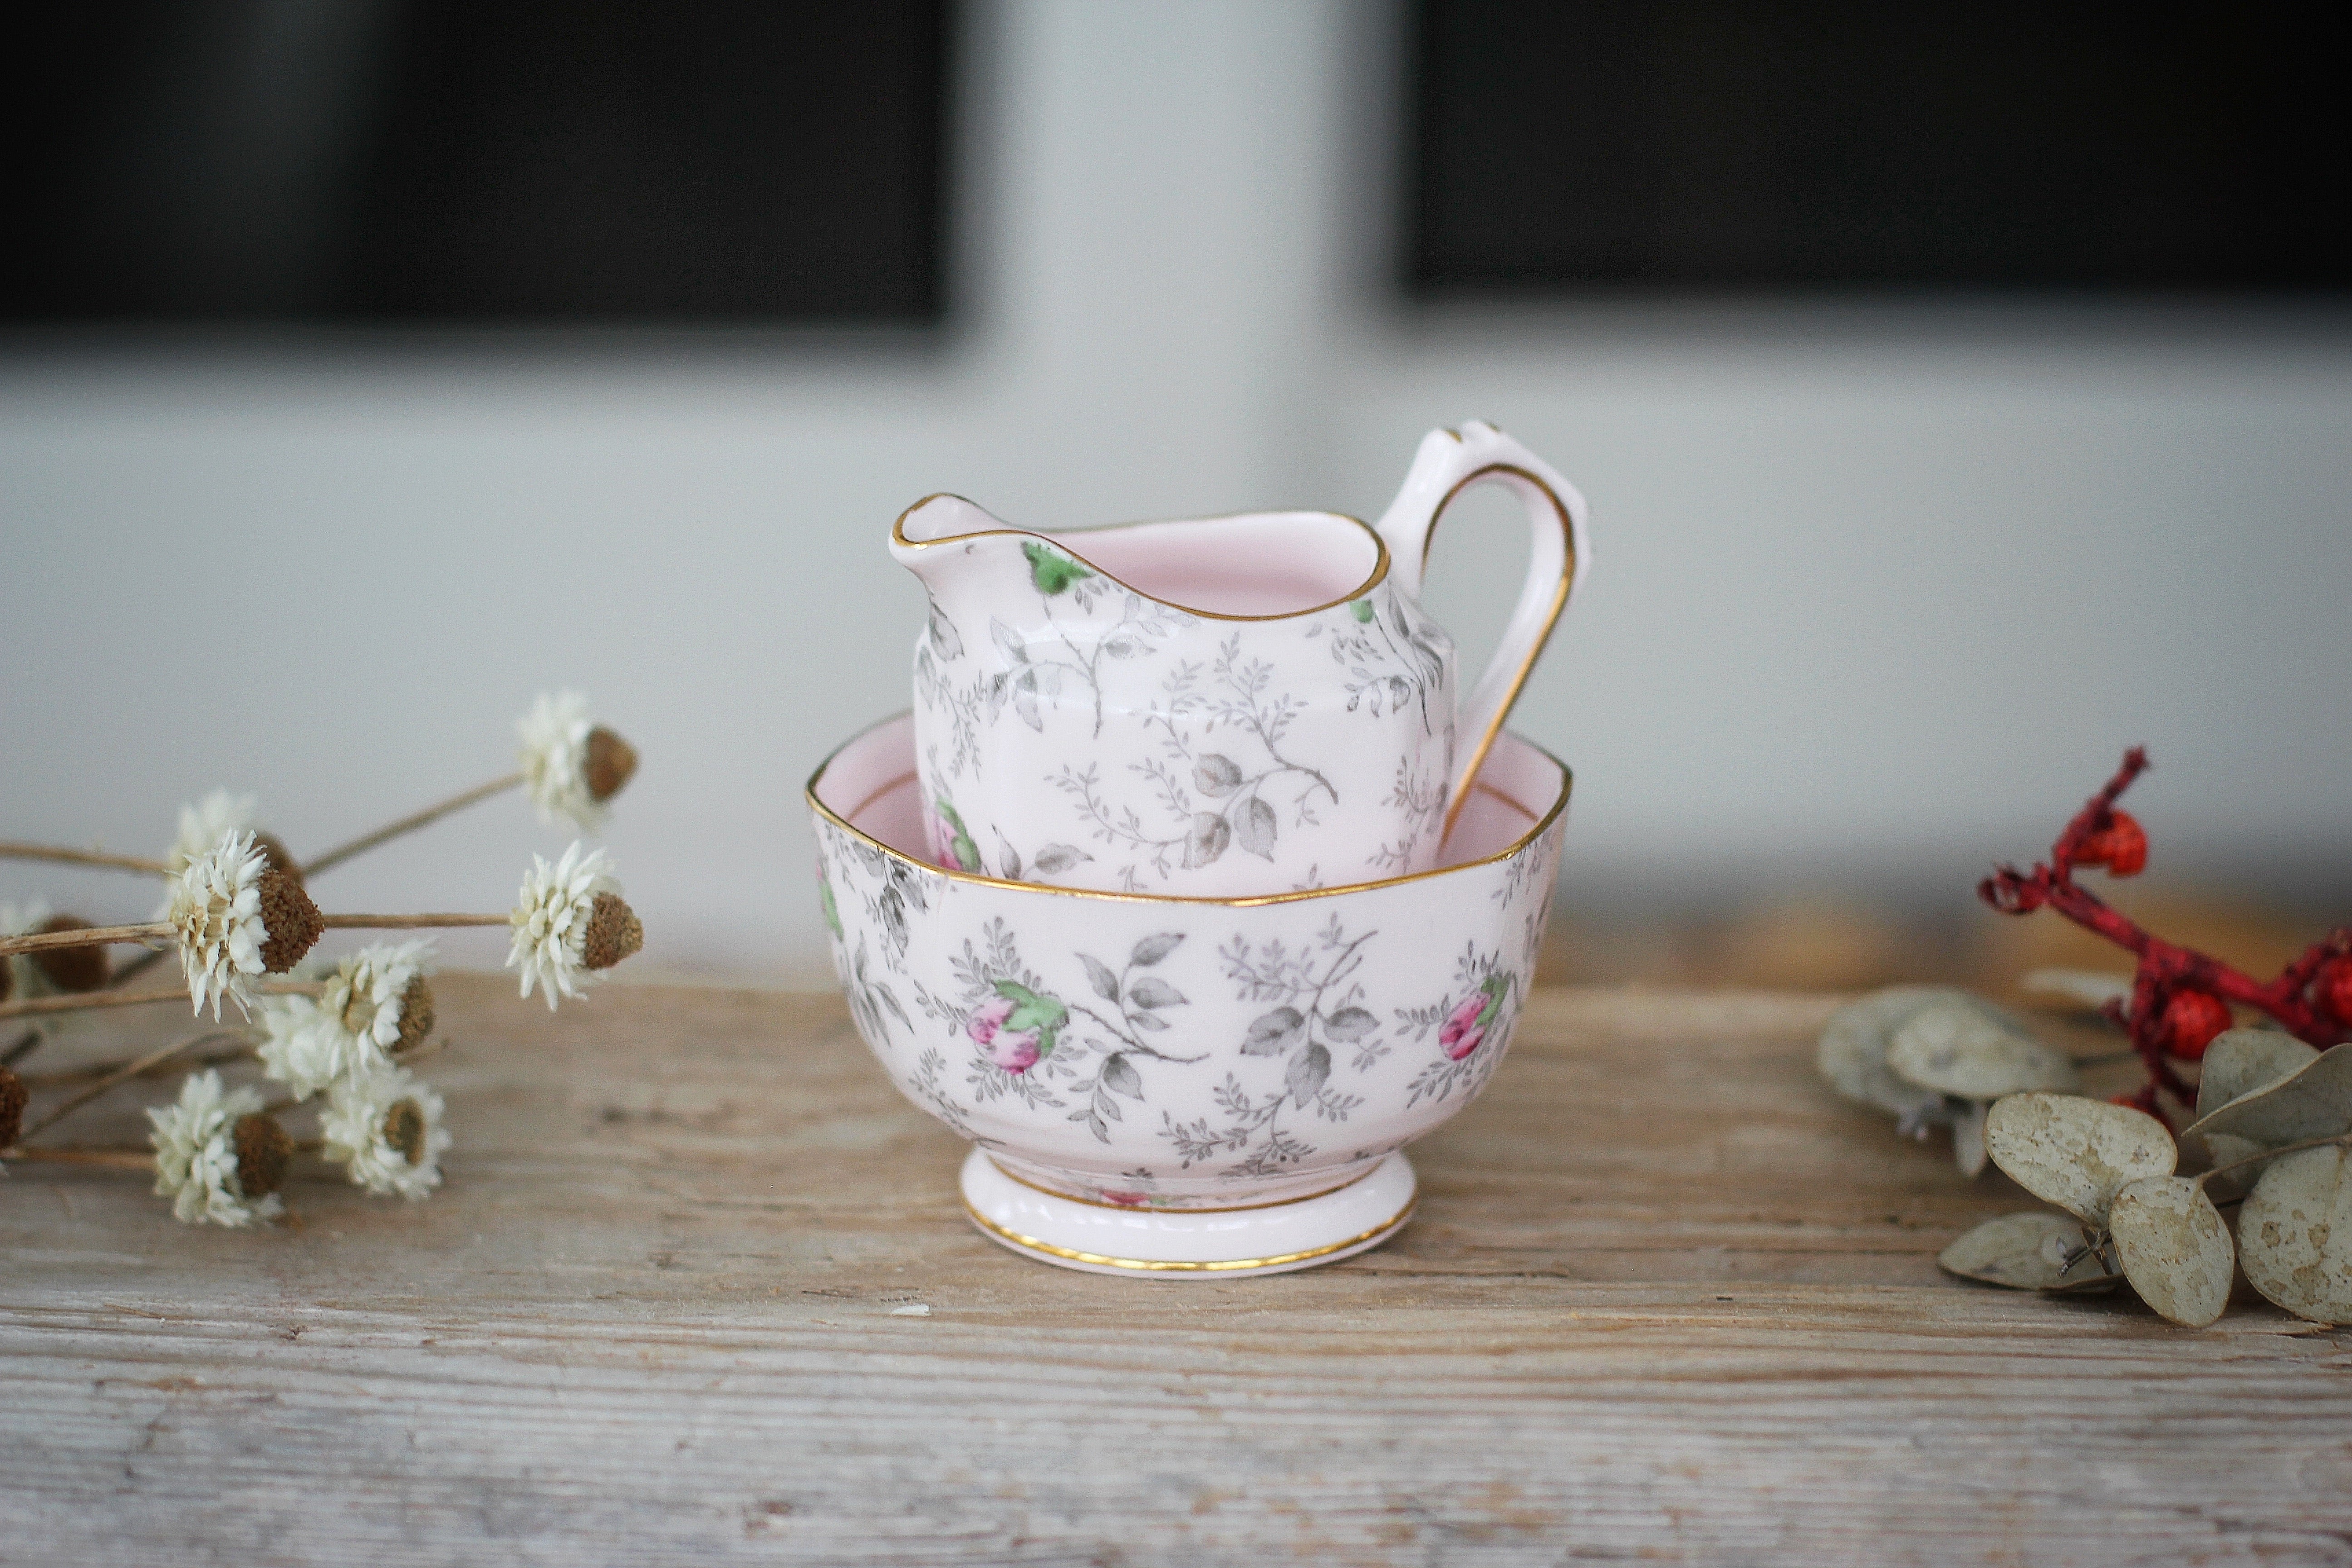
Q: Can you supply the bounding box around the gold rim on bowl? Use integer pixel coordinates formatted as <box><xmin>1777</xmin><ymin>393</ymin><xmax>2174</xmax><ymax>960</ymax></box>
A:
<box><xmin>804</xmin><ymin>711</ymin><xmax>1572</xmax><ymax>908</ymax></box>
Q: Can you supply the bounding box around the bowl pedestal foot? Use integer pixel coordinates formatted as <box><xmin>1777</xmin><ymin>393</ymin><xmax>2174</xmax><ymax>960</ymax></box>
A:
<box><xmin>958</xmin><ymin>1148</ymin><xmax>1417</xmax><ymax>1279</ymax></box>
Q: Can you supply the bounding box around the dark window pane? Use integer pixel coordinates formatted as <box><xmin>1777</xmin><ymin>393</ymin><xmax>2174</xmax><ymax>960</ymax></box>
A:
<box><xmin>1407</xmin><ymin>0</ymin><xmax>2351</xmax><ymax>293</ymax></box>
<box><xmin>13</xmin><ymin>0</ymin><xmax>951</xmax><ymax>324</ymax></box>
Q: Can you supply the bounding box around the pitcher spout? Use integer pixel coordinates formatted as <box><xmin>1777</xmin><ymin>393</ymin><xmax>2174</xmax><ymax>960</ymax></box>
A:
<box><xmin>890</xmin><ymin>493</ymin><xmax>1024</xmax><ymax>591</ymax></box>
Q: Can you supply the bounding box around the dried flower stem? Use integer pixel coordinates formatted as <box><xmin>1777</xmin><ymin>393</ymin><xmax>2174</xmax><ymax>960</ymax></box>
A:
<box><xmin>0</xmin><ymin>841</ymin><xmax>172</xmax><ymax>876</ymax></box>
<box><xmin>2</xmin><ymin>943</ymin><xmax>186</xmax><ymax>1070</ymax></box>
<box><xmin>0</xmin><ymin>1147</ymin><xmax>153</xmax><ymax>1171</ymax></box>
<box><xmin>10</xmin><ymin>1028</ymin><xmax>247</xmax><ymax>1146</ymax></box>
<box><xmin>300</xmin><ymin>773</ymin><xmax>524</xmax><ymax>878</ymax></box>
<box><xmin>0</xmin><ymin>921</ymin><xmax>172</xmax><ymax>958</ymax></box>
<box><xmin>2196</xmin><ymin>1132</ymin><xmax>2352</xmax><ymax>1191</ymax></box>
<box><xmin>320</xmin><ymin>913</ymin><xmax>510</xmax><ymax>930</ymax></box>
<box><xmin>17</xmin><ymin>1044</ymin><xmax>255</xmax><ymax>1089</ymax></box>
<box><xmin>0</xmin><ymin>985</ymin><xmax>194</xmax><ymax>1021</ymax></box>
<box><xmin>1981</xmin><ymin>747</ymin><xmax>2352</xmax><ymax>1121</ymax></box>
<box><xmin>392</xmin><ymin>1034</ymin><xmax>457</xmax><ymax>1070</ymax></box>
<box><xmin>3</xmin><ymin>1138</ymin><xmax>325</xmax><ymax>1170</ymax></box>
<box><xmin>19</xmin><ymin>1007</ymin><xmax>426</xmax><ymax>1093</ymax></box>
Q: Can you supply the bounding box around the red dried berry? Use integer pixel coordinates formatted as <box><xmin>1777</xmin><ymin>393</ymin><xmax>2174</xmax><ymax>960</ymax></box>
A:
<box><xmin>2160</xmin><ymin>990</ymin><xmax>2232</xmax><ymax>1061</ymax></box>
<box><xmin>2317</xmin><ymin>956</ymin><xmax>2352</xmax><ymax>1026</ymax></box>
<box><xmin>2103</xmin><ymin>813</ymin><xmax>2148</xmax><ymax>876</ymax></box>
<box><xmin>2075</xmin><ymin>811</ymin><xmax>2148</xmax><ymax>877</ymax></box>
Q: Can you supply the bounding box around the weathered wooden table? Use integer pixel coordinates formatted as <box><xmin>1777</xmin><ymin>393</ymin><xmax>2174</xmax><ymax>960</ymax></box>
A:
<box><xmin>5</xmin><ymin>977</ymin><xmax>2349</xmax><ymax>1564</ymax></box>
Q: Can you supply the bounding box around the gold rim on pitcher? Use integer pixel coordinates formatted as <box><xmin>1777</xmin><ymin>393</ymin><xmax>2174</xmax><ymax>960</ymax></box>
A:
<box><xmin>890</xmin><ymin>498</ymin><xmax>1395</xmax><ymax>624</ymax></box>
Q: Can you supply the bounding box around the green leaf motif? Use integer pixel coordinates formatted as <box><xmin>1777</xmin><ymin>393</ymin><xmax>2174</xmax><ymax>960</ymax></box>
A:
<box><xmin>1348</xmin><ymin>598</ymin><xmax>1375</xmax><ymax>624</ymax></box>
<box><xmin>1476</xmin><ymin>971</ymin><xmax>1511</xmax><ymax>1028</ymax></box>
<box><xmin>992</xmin><ymin>978</ymin><xmax>1069</xmax><ymax>1052</ymax></box>
<box><xmin>1023</xmin><ymin>540</ymin><xmax>1093</xmax><ymax>596</ymax></box>
<box><xmin>818</xmin><ymin>878</ymin><xmax>843</xmax><ymax>939</ymax></box>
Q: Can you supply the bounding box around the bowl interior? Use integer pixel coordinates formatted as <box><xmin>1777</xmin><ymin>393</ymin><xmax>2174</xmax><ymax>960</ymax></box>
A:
<box><xmin>813</xmin><ymin>713</ymin><xmax>1565</xmax><ymax>888</ymax></box>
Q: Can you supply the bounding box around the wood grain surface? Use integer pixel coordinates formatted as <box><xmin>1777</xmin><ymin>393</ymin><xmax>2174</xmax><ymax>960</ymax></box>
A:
<box><xmin>5</xmin><ymin>977</ymin><xmax>2350</xmax><ymax>1565</ymax></box>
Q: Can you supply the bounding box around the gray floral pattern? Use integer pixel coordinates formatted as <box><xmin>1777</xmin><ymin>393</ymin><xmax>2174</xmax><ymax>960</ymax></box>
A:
<box><xmin>816</xmin><ymin>777</ymin><xmax>1564</xmax><ymax>1205</ymax></box>
<box><xmin>909</xmin><ymin>537</ymin><xmax>1461</xmax><ymax>894</ymax></box>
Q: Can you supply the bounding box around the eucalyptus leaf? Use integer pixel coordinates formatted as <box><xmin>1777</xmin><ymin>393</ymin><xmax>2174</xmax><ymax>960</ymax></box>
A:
<box><xmin>2237</xmin><ymin>1144</ymin><xmax>2352</xmax><ymax>1325</ymax></box>
<box><xmin>2108</xmin><ymin>1175</ymin><xmax>2234</xmax><ymax>1328</ymax></box>
<box><xmin>1887</xmin><ymin>998</ymin><xmax>2080</xmax><ymax>1100</ymax></box>
<box><xmin>1952</xmin><ymin>1100</ymin><xmax>1989</xmax><ymax>1177</ymax></box>
<box><xmin>1983</xmin><ymin>1093</ymin><xmax>2176</xmax><ymax>1226</ymax></box>
<box><xmin>2181</xmin><ymin>1044</ymin><xmax>2352</xmax><ymax>1191</ymax></box>
<box><xmin>2187</xmin><ymin>1029</ymin><xmax>2323</xmax><ymax>1190</ymax></box>
<box><xmin>2195</xmin><ymin>1029</ymin><xmax>2320</xmax><ymax>1122</ymax></box>
<box><xmin>2018</xmin><ymin>968</ymin><xmax>2133</xmax><ymax>1011</ymax></box>
<box><xmin>1936</xmin><ymin>1212</ymin><xmax>2118</xmax><ymax>1292</ymax></box>
<box><xmin>1817</xmin><ymin>986</ymin><xmax>1971</xmax><ymax>1121</ymax></box>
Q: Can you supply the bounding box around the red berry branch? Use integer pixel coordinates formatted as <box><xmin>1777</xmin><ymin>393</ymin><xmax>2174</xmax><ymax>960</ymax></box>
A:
<box><xmin>1979</xmin><ymin>747</ymin><xmax>2352</xmax><ymax>1123</ymax></box>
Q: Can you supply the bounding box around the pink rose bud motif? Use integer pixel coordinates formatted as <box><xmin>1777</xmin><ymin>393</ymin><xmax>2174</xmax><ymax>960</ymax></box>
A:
<box><xmin>1438</xmin><ymin>974</ymin><xmax>1512</xmax><ymax>1061</ymax></box>
<box><xmin>931</xmin><ymin>799</ymin><xmax>982</xmax><ymax>875</ymax></box>
<box><xmin>965</xmin><ymin>980</ymin><xmax>1067</xmax><ymax>1075</ymax></box>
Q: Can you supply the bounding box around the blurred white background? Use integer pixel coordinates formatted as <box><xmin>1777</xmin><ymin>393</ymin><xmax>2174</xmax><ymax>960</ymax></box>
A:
<box><xmin>4</xmin><ymin>0</ymin><xmax>2348</xmax><ymax>982</ymax></box>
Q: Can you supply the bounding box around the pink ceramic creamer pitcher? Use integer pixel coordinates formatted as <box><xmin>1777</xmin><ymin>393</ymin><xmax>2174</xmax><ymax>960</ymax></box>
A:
<box><xmin>892</xmin><ymin>421</ymin><xmax>1589</xmax><ymax>896</ymax></box>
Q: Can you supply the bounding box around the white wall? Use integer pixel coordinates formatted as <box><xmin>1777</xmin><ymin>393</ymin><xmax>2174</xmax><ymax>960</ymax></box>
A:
<box><xmin>4</xmin><ymin>0</ymin><xmax>2348</xmax><ymax>983</ymax></box>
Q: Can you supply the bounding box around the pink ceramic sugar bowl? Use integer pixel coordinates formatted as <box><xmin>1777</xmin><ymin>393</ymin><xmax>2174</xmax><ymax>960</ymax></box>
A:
<box><xmin>808</xmin><ymin>710</ymin><xmax>1571</xmax><ymax>1276</ymax></box>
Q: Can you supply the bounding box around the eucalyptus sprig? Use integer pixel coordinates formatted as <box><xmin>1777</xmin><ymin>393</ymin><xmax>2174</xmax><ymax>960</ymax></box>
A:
<box><xmin>1939</xmin><ymin>1030</ymin><xmax>2352</xmax><ymax>1327</ymax></box>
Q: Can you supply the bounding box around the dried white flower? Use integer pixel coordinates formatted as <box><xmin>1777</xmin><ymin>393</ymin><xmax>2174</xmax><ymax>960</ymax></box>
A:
<box><xmin>322</xmin><ymin>1065</ymin><xmax>448</xmax><ymax>1199</ymax></box>
<box><xmin>507</xmin><ymin>842</ymin><xmax>623</xmax><ymax>1009</ymax></box>
<box><xmin>256</xmin><ymin>940</ymin><xmax>437</xmax><ymax>1100</ymax></box>
<box><xmin>168</xmin><ymin>831</ymin><xmax>269</xmax><ymax>1019</ymax></box>
<box><xmin>255</xmin><ymin>996</ymin><xmax>343</xmax><ymax>1100</ymax></box>
<box><xmin>518</xmin><ymin>691</ymin><xmax>611</xmax><ymax>832</ymax></box>
<box><xmin>165</xmin><ymin>789</ymin><xmax>259</xmax><ymax>876</ymax></box>
<box><xmin>147</xmin><ymin>1069</ymin><xmax>281</xmax><ymax>1227</ymax></box>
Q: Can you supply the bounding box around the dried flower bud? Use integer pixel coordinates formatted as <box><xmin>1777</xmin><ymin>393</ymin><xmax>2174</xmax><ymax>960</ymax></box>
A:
<box><xmin>253</xmin><ymin>832</ymin><xmax>304</xmax><ymax>888</ymax></box>
<box><xmin>383</xmin><ymin>1098</ymin><xmax>429</xmax><ymax>1166</ymax></box>
<box><xmin>2160</xmin><ymin>990</ymin><xmax>2232</xmax><ymax>1062</ymax></box>
<box><xmin>584</xmin><ymin>726</ymin><xmax>638</xmax><ymax>804</ymax></box>
<box><xmin>0</xmin><ymin>1065</ymin><xmax>25</xmax><ymax>1147</ymax></box>
<box><xmin>30</xmin><ymin>915</ymin><xmax>109</xmax><ymax>993</ymax></box>
<box><xmin>396</xmin><ymin>975</ymin><xmax>436</xmax><ymax>1053</ymax></box>
<box><xmin>581</xmin><ymin>892</ymin><xmax>643</xmax><ymax>972</ymax></box>
<box><xmin>256</xmin><ymin>869</ymin><xmax>325</xmax><ymax>973</ymax></box>
<box><xmin>232</xmin><ymin>1111</ymin><xmax>293</xmax><ymax>1197</ymax></box>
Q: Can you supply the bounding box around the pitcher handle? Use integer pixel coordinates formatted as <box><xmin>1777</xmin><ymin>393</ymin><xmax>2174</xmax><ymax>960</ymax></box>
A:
<box><xmin>1372</xmin><ymin>421</ymin><xmax>1591</xmax><ymax>841</ymax></box>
